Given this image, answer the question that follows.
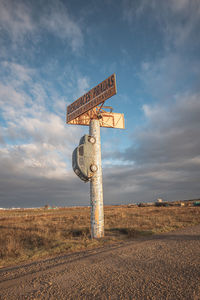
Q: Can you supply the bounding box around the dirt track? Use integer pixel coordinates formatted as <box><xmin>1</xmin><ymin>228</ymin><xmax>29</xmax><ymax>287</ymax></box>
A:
<box><xmin>0</xmin><ymin>225</ymin><xmax>200</xmax><ymax>299</ymax></box>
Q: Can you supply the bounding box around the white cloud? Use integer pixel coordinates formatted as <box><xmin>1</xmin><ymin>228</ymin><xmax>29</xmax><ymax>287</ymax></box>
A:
<box><xmin>0</xmin><ymin>60</ymin><xmax>85</xmax><ymax>187</ymax></box>
<box><xmin>0</xmin><ymin>0</ymin><xmax>36</xmax><ymax>41</ymax></box>
<box><xmin>123</xmin><ymin>0</ymin><xmax>200</xmax><ymax>51</ymax></box>
<box><xmin>0</xmin><ymin>83</ymin><xmax>28</xmax><ymax>108</ymax></box>
<box><xmin>5</xmin><ymin>143</ymin><xmax>68</xmax><ymax>179</ymax></box>
<box><xmin>142</xmin><ymin>104</ymin><xmax>164</xmax><ymax>119</ymax></box>
<box><xmin>41</xmin><ymin>0</ymin><xmax>83</xmax><ymax>52</ymax></box>
<box><xmin>122</xmin><ymin>0</ymin><xmax>147</xmax><ymax>23</ymax></box>
<box><xmin>0</xmin><ymin>0</ymin><xmax>84</xmax><ymax>52</ymax></box>
<box><xmin>101</xmin><ymin>90</ymin><xmax>200</xmax><ymax>203</ymax></box>
<box><xmin>140</xmin><ymin>51</ymin><xmax>200</xmax><ymax>101</ymax></box>
<box><xmin>0</xmin><ymin>113</ymin><xmax>78</xmax><ymax>179</ymax></box>
<box><xmin>0</xmin><ymin>61</ymin><xmax>34</xmax><ymax>111</ymax></box>
<box><xmin>2</xmin><ymin>61</ymin><xmax>33</xmax><ymax>83</ymax></box>
<box><xmin>0</xmin><ymin>130</ymin><xmax>4</xmax><ymax>145</ymax></box>
<box><xmin>76</xmin><ymin>76</ymin><xmax>90</xmax><ymax>98</ymax></box>
<box><xmin>123</xmin><ymin>0</ymin><xmax>200</xmax><ymax>104</ymax></box>
<box><xmin>128</xmin><ymin>92</ymin><xmax>200</xmax><ymax>167</ymax></box>
<box><xmin>169</xmin><ymin>0</ymin><xmax>190</xmax><ymax>12</ymax></box>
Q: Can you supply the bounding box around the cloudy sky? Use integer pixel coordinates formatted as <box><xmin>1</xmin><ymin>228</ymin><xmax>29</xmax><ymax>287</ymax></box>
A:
<box><xmin>0</xmin><ymin>0</ymin><xmax>199</xmax><ymax>208</ymax></box>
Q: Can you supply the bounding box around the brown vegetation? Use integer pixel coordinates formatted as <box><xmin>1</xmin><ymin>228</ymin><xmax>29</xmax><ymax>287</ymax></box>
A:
<box><xmin>0</xmin><ymin>205</ymin><xmax>200</xmax><ymax>268</ymax></box>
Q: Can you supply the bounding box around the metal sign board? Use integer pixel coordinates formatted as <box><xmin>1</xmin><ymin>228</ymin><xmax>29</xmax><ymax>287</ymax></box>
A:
<box><xmin>68</xmin><ymin>112</ymin><xmax>125</xmax><ymax>129</ymax></box>
<box><xmin>67</xmin><ymin>74</ymin><xmax>117</xmax><ymax>123</ymax></box>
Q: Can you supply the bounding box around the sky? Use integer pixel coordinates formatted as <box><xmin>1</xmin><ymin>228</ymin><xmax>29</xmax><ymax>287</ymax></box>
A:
<box><xmin>0</xmin><ymin>0</ymin><xmax>200</xmax><ymax>208</ymax></box>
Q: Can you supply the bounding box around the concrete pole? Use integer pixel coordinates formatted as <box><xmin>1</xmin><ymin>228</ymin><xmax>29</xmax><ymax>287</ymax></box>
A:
<box><xmin>89</xmin><ymin>119</ymin><xmax>104</xmax><ymax>238</ymax></box>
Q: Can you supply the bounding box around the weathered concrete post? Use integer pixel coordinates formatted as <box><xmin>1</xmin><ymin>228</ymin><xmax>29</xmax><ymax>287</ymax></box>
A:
<box><xmin>89</xmin><ymin>119</ymin><xmax>104</xmax><ymax>238</ymax></box>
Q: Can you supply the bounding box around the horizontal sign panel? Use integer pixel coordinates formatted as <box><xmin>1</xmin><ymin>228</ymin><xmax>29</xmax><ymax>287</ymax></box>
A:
<box><xmin>67</xmin><ymin>74</ymin><xmax>117</xmax><ymax>123</ymax></box>
<box><xmin>67</xmin><ymin>112</ymin><xmax>125</xmax><ymax>129</ymax></box>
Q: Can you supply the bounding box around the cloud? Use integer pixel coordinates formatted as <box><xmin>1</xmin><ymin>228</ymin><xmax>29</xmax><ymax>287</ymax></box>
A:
<box><xmin>0</xmin><ymin>0</ymin><xmax>199</xmax><ymax>207</ymax></box>
<box><xmin>0</xmin><ymin>164</ymin><xmax>88</xmax><ymax>208</ymax></box>
<box><xmin>0</xmin><ymin>57</ymin><xmax>90</xmax><ymax>207</ymax></box>
<box><xmin>102</xmin><ymin>91</ymin><xmax>200</xmax><ymax>203</ymax></box>
<box><xmin>76</xmin><ymin>76</ymin><xmax>90</xmax><ymax>98</ymax></box>
<box><xmin>41</xmin><ymin>0</ymin><xmax>83</xmax><ymax>52</ymax></box>
<box><xmin>115</xmin><ymin>0</ymin><xmax>200</xmax><ymax>203</ymax></box>
<box><xmin>0</xmin><ymin>132</ymin><xmax>4</xmax><ymax>145</ymax></box>
<box><xmin>0</xmin><ymin>60</ymin><xmax>84</xmax><ymax>184</ymax></box>
<box><xmin>122</xmin><ymin>0</ymin><xmax>147</xmax><ymax>22</ymax></box>
<box><xmin>123</xmin><ymin>0</ymin><xmax>200</xmax><ymax>101</ymax></box>
<box><xmin>124</xmin><ymin>92</ymin><xmax>200</xmax><ymax>164</ymax></box>
<box><xmin>0</xmin><ymin>0</ymin><xmax>36</xmax><ymax>41</ymax></box>
<box><xmin>140</xmin><ymin>54</ymin><xmax>189</xmax><ymax>100</ymax></box>
<box><xmin>0</xmin><ymin>82</ymin><xmax>29</xmax><ymax>109</ymax></box>
<box><xmin>122</xmin><ymin>0</ymin><xmax>200</xmax><ymax>108</ymax></box>
<box><xmin>103</xmin><ymin>159</ymin><xmax>200</xmax><ymax>204</ymax></box>
<box><xmin>0</xmin><ymin>0</ymin><xmax>84</xmax><ymax>52</ymax></box>
<box><xmin>123</xmin><ymin>0</ymin><xmax>200</xmax><ymax>51</ymax></box>
<box><xmin>0</xmin><ymin>143</ymin><xmax>68</xmax><ymax>179</ymax></box>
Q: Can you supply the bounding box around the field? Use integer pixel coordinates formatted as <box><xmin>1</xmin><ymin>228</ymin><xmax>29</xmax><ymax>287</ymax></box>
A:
<box><xmin>0</xmin><ymin>205</ymin><xmax>200</xmax><ymax>268</ymax></box>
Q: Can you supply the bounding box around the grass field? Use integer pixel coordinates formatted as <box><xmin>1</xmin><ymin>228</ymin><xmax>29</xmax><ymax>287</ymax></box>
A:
<box><xmin>0</xmin><ymin>205</ymin><xmax>200</xmax><ymax>268</ymax></box>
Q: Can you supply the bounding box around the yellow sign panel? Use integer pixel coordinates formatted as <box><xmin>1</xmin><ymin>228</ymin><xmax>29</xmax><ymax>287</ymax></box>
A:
<box><xmin>67</xmin><ymin>112</ymin><xmax>125</xmax><ymax>129</ymax></box>
<box><xmin>67</xmin><ymin>74</ymin><xmax>117</xmax><ymax>123</ymax></box>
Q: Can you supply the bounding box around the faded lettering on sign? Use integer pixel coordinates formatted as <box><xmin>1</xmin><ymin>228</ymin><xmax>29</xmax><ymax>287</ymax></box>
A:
<box><xmin>67</xmin><ymin>74</ymin><xmax>116</xmax><ymax>123</ymax></box>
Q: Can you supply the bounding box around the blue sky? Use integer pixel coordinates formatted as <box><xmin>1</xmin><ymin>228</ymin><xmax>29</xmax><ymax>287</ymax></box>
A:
<box><xmin>0</xmin><ymin>0</ymin><xmax>200</xmax><ymax>207</ymax></box>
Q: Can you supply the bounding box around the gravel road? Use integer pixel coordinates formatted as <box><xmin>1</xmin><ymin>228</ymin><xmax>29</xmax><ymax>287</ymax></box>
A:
<box><xmin>0</xmin><ymin>225</ymin><xmax>200</xmax><ymax>300</ymax></box>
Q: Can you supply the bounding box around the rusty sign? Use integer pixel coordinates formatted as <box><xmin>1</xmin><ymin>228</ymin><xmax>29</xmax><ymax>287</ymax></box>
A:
<box><xmin>68</xmin><ymin>111</ymin><xmax>125</xmax><ymax>129</ymax></box>
<box><xmin>67</xmin><ymin>74</ymin><xmax>117</xmax><ymax>123</ymax></box>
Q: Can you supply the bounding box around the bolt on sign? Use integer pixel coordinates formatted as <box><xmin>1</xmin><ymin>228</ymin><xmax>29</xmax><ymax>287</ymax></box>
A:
<box><xmin>67</xmin><ymin>74</ymin><xmax>117</xmax><ymax>123</ymax></box>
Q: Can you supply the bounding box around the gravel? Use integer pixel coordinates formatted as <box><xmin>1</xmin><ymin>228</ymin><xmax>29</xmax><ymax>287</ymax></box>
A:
<box><xmin>0</xmin><ymin>225</ymin><xmax>200</xmax><ymax>299</ymax></box>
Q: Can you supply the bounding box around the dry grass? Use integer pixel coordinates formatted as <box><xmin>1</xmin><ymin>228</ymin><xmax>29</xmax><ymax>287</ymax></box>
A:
<box><xmin>0</xmin><ymin>205</ymin><xmax>200</xmax><ymax>268</ymax></box>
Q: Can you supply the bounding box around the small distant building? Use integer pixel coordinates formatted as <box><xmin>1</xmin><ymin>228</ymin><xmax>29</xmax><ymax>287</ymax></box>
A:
<box><xmin>155</xmin><ymin>198</ymin><xmax>169</xmax><ymax>207</ymax></box>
